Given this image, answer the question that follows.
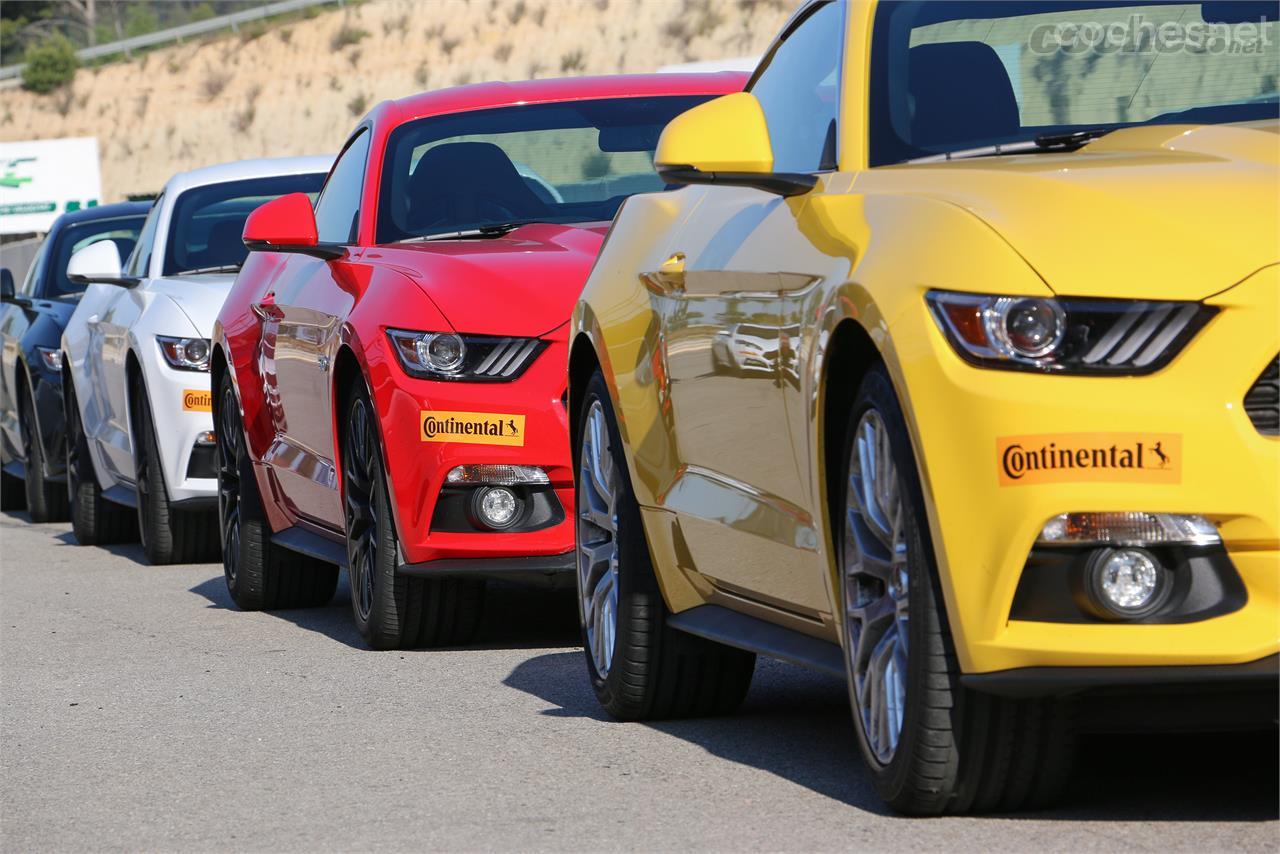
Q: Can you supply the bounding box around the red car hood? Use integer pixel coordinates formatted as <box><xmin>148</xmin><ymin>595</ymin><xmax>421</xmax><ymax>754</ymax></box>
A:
<box><xmin>362</xmin><ymin>222</ymin><xmax>609</xmax><ymax>337</ymax></box>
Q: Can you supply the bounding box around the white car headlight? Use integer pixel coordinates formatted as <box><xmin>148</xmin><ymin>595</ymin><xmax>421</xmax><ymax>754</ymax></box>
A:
<box><xmin>156</xmin><ymin>336</ymin><xmax>211</xmax><ymax>372</ymax></box>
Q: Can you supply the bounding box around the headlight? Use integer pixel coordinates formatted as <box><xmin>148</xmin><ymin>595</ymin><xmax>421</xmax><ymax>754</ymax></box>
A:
<box><xmin>926</xmin><ymin>291</ymin><xmax>1216</xmax><ymax>374</ymax></box>
<box><xmin>387</xmin><ymin>329</ymin><xmax>545</xmax><ymax>382</ymax></box>
<box><xmin>157</xmin><ymin>336</ymin><xmax>211</xmax><ymax>372</ymax></box>
<box><xmin>35</xmin><ymin>346</ymin><xmax>63</xmax><ymax>373</ymax></box>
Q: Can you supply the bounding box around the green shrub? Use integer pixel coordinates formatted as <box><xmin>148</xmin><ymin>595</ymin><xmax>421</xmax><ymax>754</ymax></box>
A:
<box><xmin>21</xmin><ymin>34</ymin><xmax>79</xmax><ymax>94</ymax></box>
<box><xmin>330</xmin><ymin>24</ymin><xmax>369</xmax><ymax>51</ymax></box>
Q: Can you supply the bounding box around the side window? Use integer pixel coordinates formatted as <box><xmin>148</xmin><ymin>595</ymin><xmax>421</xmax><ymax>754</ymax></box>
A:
<box><xmin>20</xmin><ymin>238</ymin><xmax>50</xmax><ymax>297</ymax></box>
<box><xmin>126</xmin><ymin>197</ymin><xmax>163</xmax><ymax>277</ymax></box>
<box><xmin>313</xmin><ymin>130</ymin><xmax>371</xmax><ymax>245</ymax></box>
<box><xmin>748</xmin><ymin>0</ymin><xmax>845</xmax><ymax>173</ymax></box>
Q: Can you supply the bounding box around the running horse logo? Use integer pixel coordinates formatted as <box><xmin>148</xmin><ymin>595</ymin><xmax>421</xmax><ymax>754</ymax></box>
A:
<box><xmin>506</xmin><ymin>418</ymin><xmax>520</xmax><ymax>436</ymax></box>
<box><xmin>1151</xmin><ymin>440</ymin><xmax>1170</xmax><ymax>468</ymax></box>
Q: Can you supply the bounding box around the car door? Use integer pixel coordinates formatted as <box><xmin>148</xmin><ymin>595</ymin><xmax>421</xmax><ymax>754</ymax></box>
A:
<box><xmin>86</xmin><ymin>199</ymin><xmax>163</xmax><ymax>482</ymax></box>
<box><xmin>0</xmin><ymin>236</ymin><xmax>50</xmax><ymax>458</ymax></box>
<box><xmin>653</xmin><ymin>0</ymin><xmax>846</xmax><ymax>614</ymax></box>
<box><xmin>267</xmin><ymin>131</ymin><xmax>370</xmax><ymax>528</ymax></box>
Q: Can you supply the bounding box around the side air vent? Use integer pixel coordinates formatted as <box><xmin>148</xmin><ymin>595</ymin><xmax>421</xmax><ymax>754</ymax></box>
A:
<box><xmin>1244</xmin><ymin>355</ymin><xmax>1279</xmax><ymax>435</ymax></box>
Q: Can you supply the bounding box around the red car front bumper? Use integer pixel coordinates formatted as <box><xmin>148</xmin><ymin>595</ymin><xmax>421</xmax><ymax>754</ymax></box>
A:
<box><xmin>364</xmin><ymin>324</ymin><xmax>574</xmax><ymax>569</ymax></box>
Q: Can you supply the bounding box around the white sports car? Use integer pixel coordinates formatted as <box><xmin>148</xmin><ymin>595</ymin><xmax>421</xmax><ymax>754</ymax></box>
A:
<box><xmin>61</xmin><ymin>156</ymin><xmax>331</xmax><ymax>564</ymax></box>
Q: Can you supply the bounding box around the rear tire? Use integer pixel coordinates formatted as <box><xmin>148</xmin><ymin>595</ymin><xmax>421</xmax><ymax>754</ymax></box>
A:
<box><xmin>19</xmin><ymin>383</ymin><xmax>69</xmax><ymax>522</ymax></box>
<box><xmin>65</xmin><ymin>379</ymin><xmax>137</xmax><ymax>545</ymax></box>
<box><xmin>342</xmin><ymin>381</ymin><xmax>483</xmax><ymax>650</ymax></box>
<box><xmin>217</xmin><ymin>370</ymin><xmax>337</xmax><ymax>610</ymax></box>
<box><xmin>133</xmin><ymin>377</ymin><xmax>218</xmax><ymax>565</ymax></box>
<box><xmin>839</xmin><ymin>364</ymin><xmax>1075</xmax><ymax>814</ymax></box>
<box><xmin>576</xmin><ymin>370</ymin><xmax>755</xmax><ymax>720</ymax></box>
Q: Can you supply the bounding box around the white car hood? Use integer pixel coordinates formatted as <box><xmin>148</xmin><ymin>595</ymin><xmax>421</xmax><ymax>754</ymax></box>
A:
<box><xmin>147</xmin><ymin>274</ymin><xmax>238</xmax><ymax>338</ymax></box>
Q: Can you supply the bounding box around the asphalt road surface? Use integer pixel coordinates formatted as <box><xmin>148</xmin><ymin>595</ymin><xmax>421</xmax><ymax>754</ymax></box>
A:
<box><xmin>2</xmin><ymin>509</ymin><xmax>1276</xmax><ymax>852</ymax></box>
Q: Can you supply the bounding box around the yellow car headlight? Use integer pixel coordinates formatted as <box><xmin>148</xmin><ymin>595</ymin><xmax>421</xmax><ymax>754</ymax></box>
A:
<box><xmin>926</xmin><ymin>290</ymin><xmax>1216</xmax><ymax>374</ymax></box>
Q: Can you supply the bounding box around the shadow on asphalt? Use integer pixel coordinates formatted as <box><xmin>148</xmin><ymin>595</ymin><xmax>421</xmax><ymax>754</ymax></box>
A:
<box><xmin>188</xmin><ymin>572</ymin><xmax>582</xmax><ymax>652</ymax></box>
<box><xmin>505</xmin><ymin>650</ymin><xmax>1280</xmax><ymax>822</ymax></box>
<box><xmin>51</xmin><ymin>530</ymin><xmax>155</xmax><ymax>567</ymax></box>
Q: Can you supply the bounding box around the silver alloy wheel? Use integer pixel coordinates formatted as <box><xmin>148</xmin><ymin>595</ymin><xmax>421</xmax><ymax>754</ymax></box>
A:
<box><xmin>843</xmin><ymin>408</ymin><xmax>910</xmax><ymax>766</ymax></box>
<box><xmin>577</xmin><ymin>400</ymin><xmax>620</xmax><ymax>678</ymax></box>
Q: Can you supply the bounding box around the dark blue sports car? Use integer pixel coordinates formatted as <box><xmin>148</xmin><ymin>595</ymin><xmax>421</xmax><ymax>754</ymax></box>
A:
<box><xmin>1</xmin><ymin>201</ymin><xmax>150</xmax><ymax>519</ymax></box>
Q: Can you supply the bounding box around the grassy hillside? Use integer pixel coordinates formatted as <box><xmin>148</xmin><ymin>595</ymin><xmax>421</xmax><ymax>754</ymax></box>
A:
<box><xmin>0</xmin><ymin>0</ymin><xmax>793</xmax><ymax>201</ymax></box>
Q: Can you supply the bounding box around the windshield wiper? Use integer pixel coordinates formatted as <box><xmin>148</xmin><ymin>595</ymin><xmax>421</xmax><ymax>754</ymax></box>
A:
<box><xmin>397</xmin><ymin>220</ymin><xmax>544</xmax><ymax>244</ymax></box>
<box><xmin>905</xmin><ymin>128</ymin><xmax>1114</xmax><ymax>164</ymax></box>
<box><xmin>174</xmin><ymin>264</ymin><xmax>242</xmax><ymax>275</ymax></box>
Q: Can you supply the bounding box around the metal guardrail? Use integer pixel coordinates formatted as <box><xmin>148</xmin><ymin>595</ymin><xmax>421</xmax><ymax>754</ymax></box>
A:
<box><xmin>0</xmin><ymin>0</ymin><xmax>342</xmax><ymax>85</ymax></box>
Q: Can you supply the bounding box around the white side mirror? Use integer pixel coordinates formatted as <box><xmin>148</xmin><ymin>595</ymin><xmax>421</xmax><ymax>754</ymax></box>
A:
<box><xmin>67</xmin><ymin>240</ymin><xmax>128</xmax><ymax>286</ymax></box>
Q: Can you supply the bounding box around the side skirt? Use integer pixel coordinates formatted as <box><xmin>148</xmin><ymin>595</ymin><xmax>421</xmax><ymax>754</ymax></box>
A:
<box><xmin>102</xmin><ymin>484</ymin><xmax>138</xmax><ymax>509</ymax></box>
<box><xmin>667</xmin><ymin>604</ymin><xmax>845</xmax><ymax>679</ymax></box>
<box><xmin>271</xmin><ymin>524</ymin><xmax>349</xmax><ymax>570</ymax></box>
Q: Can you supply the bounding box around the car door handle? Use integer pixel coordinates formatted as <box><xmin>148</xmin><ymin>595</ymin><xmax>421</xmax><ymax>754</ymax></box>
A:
<box><xmin>642</xmin><ymin>253</ymin><xmax>687</xmax><ymax>296</ymax></box>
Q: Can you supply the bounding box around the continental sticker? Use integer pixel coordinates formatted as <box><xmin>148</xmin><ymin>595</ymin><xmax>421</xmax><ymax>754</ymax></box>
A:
<box><xmin>182</xmin><ymin>389</ymin><xmax>212</xmax><ymax>412</ymax></box>
<box><xmin>997</xmin><ymin>432</ymin><xmax>1180</xmax><ymax>486</ymax></box>
<box><xmin>420</xmin><ymin>411</ymin><xmax>525</xmax><ymax>447</ymax></box>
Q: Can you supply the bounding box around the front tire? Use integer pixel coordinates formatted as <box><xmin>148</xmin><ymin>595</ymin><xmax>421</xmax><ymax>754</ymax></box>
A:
<box><xmin>133</xmin><ymin>377</ymin><xmax>218</xmax><ymax>565</ymax></box>
<box><xmin>341</xmin><ymin>381</ymin><xmax>483</xmax><ymax>650</ymax></box>
<box><xmin>19</xmin><ymin>382</ymin><xmax>69</xmax><ymax>522</ymax></box>
<box><xmin>576</xmin><ymin>370</ymin><xmax>755</xmax><ymax>720</ymax></box>
<box><xmin>839</xmin><ymin>364</ymin><xmax>1075</xmax><ymax>814</ymax></box>
<box><xmin>65</xmin><ymin>379</ymin><xmax>136</xmax><ymax>545</ymax></box>
<box><xmin>217</xmin><ymin>370</ymin><xmax>337</xmax><ymax>610</ymax></box>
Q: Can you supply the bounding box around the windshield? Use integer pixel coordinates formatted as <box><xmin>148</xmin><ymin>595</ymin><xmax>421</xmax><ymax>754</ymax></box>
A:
<box><xmin>376</xmin><ymin>95</ymin><xmax>715</xmax><ymax>244</ymax></box>
<box><xmin>870</xmin><ymin>1</ymin><xmax>1279</xmax><ymax>165</ymax></box>
<box><xmin>163</xmin><ymin>173</ymin><xmax>325</xmax><ymax>276</ymax></box>
<box><xmin>52</xmin><ymin>214</ymin><xmax>146</xmax><ymax>297</ymax></box>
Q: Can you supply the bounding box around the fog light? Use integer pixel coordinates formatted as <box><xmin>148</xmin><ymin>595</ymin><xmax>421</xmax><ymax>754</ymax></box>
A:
<box><xmin>476</xmin><ymin>486</ymin><xmax>519</xmax><ymax>529</ymax></box>
<box><xmin>1038</xmin><ymin>512</ymin><xmax>1219</xmax><ymax>546</ymax></box>
<box><xmin>195</xmin><ymin>431</ymin><xmax>216</xmax><ymax>446</ymax></box>
<box><xmin>1085</xmin><ymin>547</ymin><xmax>1170</xmax><ymax>619</ymax></box>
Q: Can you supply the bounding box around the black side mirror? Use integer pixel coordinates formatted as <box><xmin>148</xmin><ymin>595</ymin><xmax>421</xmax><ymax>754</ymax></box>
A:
<box><xmin>0</xmin><ymin>268</ymin><xmax>17</xmax><ymax>303</ymax></box>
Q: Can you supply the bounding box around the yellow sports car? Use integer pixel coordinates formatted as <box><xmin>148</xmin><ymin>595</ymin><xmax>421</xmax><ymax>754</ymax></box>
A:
<box><xmin>569</xmin><ymin>0</ymin><xmax>1279</xmax><ymax>814</ymax></box>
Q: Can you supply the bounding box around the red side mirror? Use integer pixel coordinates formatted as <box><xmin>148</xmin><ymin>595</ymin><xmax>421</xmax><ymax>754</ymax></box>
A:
<box><xmin>242</xmin><ymin>193</ymin><xmax>342</xmax><ymax>260</ymax></box>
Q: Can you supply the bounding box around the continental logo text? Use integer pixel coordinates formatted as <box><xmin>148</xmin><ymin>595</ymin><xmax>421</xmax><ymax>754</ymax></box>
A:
<box><xmin>420</xmin><ymin>411</ymin><xmax>526</xmax><ymax>447</ymax></box>
<box><xmin>182</xmin><ymin>389</ymin><xmax>212</xmax><ymax>412</ymax></box>
<box><xmin>997</xmin><ymin>432</ymin><xmax>1180</xmax><ymax>486</ymax></box>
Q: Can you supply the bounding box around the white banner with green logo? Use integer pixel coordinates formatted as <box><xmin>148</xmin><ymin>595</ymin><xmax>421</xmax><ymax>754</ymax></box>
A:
<box><xmin>0</xmin><ymin>137</ymin><xmax>102</xmax><ymax>235</ymax></box>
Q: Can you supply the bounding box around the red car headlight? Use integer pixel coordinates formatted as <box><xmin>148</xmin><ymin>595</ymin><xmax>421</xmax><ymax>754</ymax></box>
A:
<box><xmin>386</xmin><ymin>328</ymin><xmax>546</xmax><ymax>382</ymax></box>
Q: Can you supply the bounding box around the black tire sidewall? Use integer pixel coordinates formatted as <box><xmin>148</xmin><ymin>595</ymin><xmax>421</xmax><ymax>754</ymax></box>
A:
<box><xmin>840</xmin><ymin>365</ymin><xmax>956</xmax><ymax>806</ymax></box>
<box><xmin>19</xmin><ymin>386</ymin><xmax>47</xmax><ymax>518</ymax></box>
<box><xmin>133</xmin><ymin>379</ymin><xmax>171</xmax><ymax>561</ymax></box>
<box><xmin>576</xmin><ymin>371</ymin><xmax>660</xmax><ymax>699</ymax></box>
<box><xmin>342</xmin><ymin>384</ymin><xmax>403</xmax><ymax>647</ymax></box>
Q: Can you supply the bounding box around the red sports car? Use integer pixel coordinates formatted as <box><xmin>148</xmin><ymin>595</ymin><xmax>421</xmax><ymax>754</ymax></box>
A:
<box><xmin>212</xmin><ymin>73</ymin><xmax>744</xmax><ymax>649</ymax></box>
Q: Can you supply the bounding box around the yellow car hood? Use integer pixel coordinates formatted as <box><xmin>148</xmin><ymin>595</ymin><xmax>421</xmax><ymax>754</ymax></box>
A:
<box><xmin>857</xmin><ymin>121</ymin><xmax>1280</xmax><ymax>301</ymax></box>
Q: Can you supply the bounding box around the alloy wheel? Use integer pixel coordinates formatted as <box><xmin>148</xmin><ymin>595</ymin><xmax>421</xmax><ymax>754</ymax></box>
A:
<box><xmin>843</xmin><ymin>409</ymin><xmax>910</xmax><ymax>766</ymax></box>
<box><xmin>577</xmin><ymin>400</ymin><xmax>620</xmax><ymax>679</ymax></box>
<box><xmin>343</xmin><ymin>398</ymin><xmax>379</xmax><ymax>623</ymax></box>
<box><xmin>217</xmin><ymin>384</ymin><xmax>242</xmax><ymax>584</ymax></box>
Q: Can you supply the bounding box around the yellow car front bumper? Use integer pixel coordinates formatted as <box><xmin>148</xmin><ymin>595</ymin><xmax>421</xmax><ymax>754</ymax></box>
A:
<box><xmin>897</xmin><ymin>266</ymin><xmax>1279</xmax><ymax>674</ymax></box>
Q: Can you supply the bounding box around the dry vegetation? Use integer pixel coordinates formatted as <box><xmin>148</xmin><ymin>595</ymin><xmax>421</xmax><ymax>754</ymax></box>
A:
<box><xmin>0</xmin><ymin>0</ymin><xmax>793</xmax><ymax>201</ymax></box>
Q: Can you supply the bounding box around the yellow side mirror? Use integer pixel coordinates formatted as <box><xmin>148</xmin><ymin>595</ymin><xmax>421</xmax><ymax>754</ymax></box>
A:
<box><xmin>654</xmin><ymin>92</ymin><xmax>817</xmax><ymax>197</ymax></box>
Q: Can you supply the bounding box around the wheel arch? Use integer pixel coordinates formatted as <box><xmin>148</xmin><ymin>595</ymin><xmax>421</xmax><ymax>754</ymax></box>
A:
<box><xmin>568</xmin><ymin>331</ymin><xmax>602</xmax><ymax>455</ymax></box>
<box><xmin>819</xmin><ymin>317</ymin><xmax>882</xmax><ymax>545</ymax></box>
<box><xmin>209</xmin><ymin>343</ymin><xmax>229</xmax><ymax>429</ymax></box>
